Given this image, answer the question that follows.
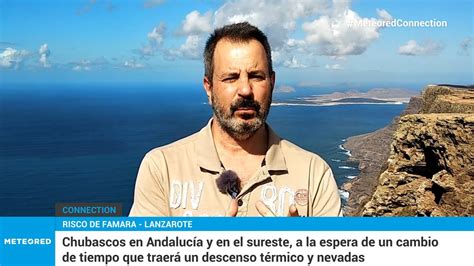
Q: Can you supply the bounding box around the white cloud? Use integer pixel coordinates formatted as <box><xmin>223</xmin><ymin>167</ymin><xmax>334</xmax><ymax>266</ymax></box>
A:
<box><xmin>136</xmin><ymin>23</ymin><xmax>166</xmax><ymax>58</ymax></box>
<box><xmin>211</xmin><ymin>0</ymin><xmax>392</xmax><ymax>61</ymax></box>
<box><xmin>39</xmin><ymin>44</ymin><xmax>49</xmax><ymax>55</ymax></box>
<box><xmin>325</xmin><ymin>63</ymin><xmax>343</xmax><ymax>70</ymax></box>
<box><xmin>123</xmin><ymin>59</ymin><xmax>144</xmax><ymax>68</ymax></box>
<box><xmin>211</xmin><ymin>0</ymin><xmax>332</xmax><ymax>66</ymax></box>
<box><xmin>70</xmin><ymin>58</ymin><xmax>108</xmax><ymax>71</ymax></box>
<box><xmin>73</xmin><ymin>65</ymin><xmax>86</xmax><ymax>71</ymax></box>
<box><xmin>181</xmin><ymin>11</ymin><xmax>212</xmax><ymax>35</ymax></box>
<box><xmin>167</xmin><ymin>35</ymin><xmax>203</xmax><ymax>60</ymax></box>
<box><xmin>147</xmin><ymin>23</ymin><xmax>166</xmax><ymax>46</ymax></box>
<box><xmin>162</xmin><ymin>10</ymin><xmax>212</xmax><ymax>60</ymax></box>
<box><xmin>0</xmin><ymin>47</ymin><xmax>29</xmax><ymax>69</ymax></box>
<box><xmin>398</xmin><ymin>40</ymin><xmax>444</xmax><ymax>56</ymax></box>
<box><xmin>283</xmin><ymin>56</ymin><xmax>306</xmax><ymax>68</ymax></box>
<box><xmin>214</xmin><ymin>0</ymin><xmax>329</xmax><ymax>49</ymax></box>
<box><xmin>286</xmin><ymin>38</ymin><xmax>306</xmax><ymax>48</ymax></box>
<box><xmin>141</xmin><ymin>0</ymin><xmax>393</xmax><ymax>63</ymax></box>
<box><xmin>376</xmin><ymin>8</ymin><xmax>393</xmax><ymax>21</ymax></box>
<box><xmin>38</xmin><ymin>43</ymin><xmax>51</xmax><ymax>68</ymax></box>
<box><xmin>72</xmin><ymin>60</ymin><xmax>91</xmax><ymax>71</ymax></box>
<box><xmin>302</xmin><ymin>4</ymin><xmax>392</xmax><ymax>56</ymax></box>
<box><xmin>136</xmin><ymin>45</ymin><xmax>155</xmax><ymax>57</ymax></box>
<box><xmin>39</xmin><ymin>54</ymin><xmax>49</xmax><ymax>67</ymax></box>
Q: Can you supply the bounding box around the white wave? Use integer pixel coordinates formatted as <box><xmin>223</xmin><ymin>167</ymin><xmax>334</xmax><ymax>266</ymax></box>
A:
<box><xmin>338</xmin><ymin>145</ymin><xmax>352</xmax><ymax>157</ymax></box>
<box><xmin>339</xmin><ymin>189</ymin><xmax>349</xmax><ymax>200</ymax></box>
<box><xmin>331</xmin><ymin>159</ymin><xmax>341</xmax><ymax>162</ymax></box>
<box><xmin>338</xmin><ymin>166</ymin><xmax>356</xmax><ymax>170</ymax></box>
<box><xmin>346</xmin><ymin>175</ymin><xmax>357</xmax><ymax>179</ymax></box>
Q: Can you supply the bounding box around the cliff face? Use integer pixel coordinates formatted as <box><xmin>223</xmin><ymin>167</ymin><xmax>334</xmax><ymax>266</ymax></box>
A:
<box><xmin>361</xmin><ymin>85</ymin><xmax>474</xmax><ymax>216</ymax></box>
<box><xmin>342</xmin><ymin>96</ymin><xmax>422</xmax><ymax>215</ymax></box>
<box><xmin>421</xmin><ymin>85</ymin><xmax>474</xmax><ymax>114</ymax></box>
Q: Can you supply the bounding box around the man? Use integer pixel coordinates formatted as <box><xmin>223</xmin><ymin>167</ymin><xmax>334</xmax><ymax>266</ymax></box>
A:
<box><xmin>130</xmin><ymin>22</ymin><xmax>342</xmax><ymax>217</ymax></box>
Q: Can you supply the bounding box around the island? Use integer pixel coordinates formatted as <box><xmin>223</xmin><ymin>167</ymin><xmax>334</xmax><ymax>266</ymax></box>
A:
<box><xmin>272</xmin><ymin>88</ymin><xmax>418</xmax><ymax>106</ymax></box>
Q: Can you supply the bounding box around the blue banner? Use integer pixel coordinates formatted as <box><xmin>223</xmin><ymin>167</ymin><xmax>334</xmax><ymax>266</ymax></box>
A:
<box><xmin>1</xmin><ymin>217</ymin><xmax>473</xmax><ymax>265</ymax></box>
<box><xmin>54</xmin><ymin>217</ymin><xmax>474</xmax><ymax>231</ymax></box>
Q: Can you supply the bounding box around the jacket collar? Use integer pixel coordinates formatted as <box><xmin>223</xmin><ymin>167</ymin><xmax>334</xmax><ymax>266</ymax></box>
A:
<box><xmin>195</xmin><ymin>118</ymin><xmax>287</xmax><ymax>173</ymax></box>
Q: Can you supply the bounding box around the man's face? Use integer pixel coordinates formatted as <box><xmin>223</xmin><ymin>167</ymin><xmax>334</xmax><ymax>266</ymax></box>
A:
<box><xmin>204</xmin><ymin>39</ymin><xmax>275</xmax><ymax>140</ymax></box>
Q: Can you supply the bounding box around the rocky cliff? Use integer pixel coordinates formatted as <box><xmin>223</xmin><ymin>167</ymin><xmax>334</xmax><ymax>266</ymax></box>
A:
<box><xmin>343</xmin><ymin>85</ymin><xmax>474</xmax><ymax>216</ymax></box>
<box><xmin>342</xmin><ymin>96</ymin><xmax>422</xmax><ymax>215</ymax></box>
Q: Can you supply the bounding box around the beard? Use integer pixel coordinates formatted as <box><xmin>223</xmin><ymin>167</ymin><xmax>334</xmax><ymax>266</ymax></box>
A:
<box><xmin>211</xmin><ymin>91</ymin><xmax>271</xmax><ymax>141</ymax></box>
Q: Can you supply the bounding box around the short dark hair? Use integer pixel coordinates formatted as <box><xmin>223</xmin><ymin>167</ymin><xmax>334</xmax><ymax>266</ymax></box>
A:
<box><xmin>203</xmin><ymin>22</ymin><xmax>273</xmax><ymax>82</ymax></box>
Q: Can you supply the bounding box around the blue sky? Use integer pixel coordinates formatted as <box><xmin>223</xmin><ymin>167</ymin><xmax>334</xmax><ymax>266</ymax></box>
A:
<box><xmin>0</xmin><ymin>0</ymin><xmax>472</xmax><ymax>89</ymax></box>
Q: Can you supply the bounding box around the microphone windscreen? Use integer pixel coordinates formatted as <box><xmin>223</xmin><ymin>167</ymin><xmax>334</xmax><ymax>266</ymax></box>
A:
<box><xmin>216</xmin><ymin>170</ymin><xmax>241</xmax><ymax>198</ymax></box>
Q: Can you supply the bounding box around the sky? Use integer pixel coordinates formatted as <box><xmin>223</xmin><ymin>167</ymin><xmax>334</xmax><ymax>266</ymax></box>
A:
<box><xmin>0</xmin><ymin>0</ymin><xmax>472</xmax><ymax>89</ymax></box>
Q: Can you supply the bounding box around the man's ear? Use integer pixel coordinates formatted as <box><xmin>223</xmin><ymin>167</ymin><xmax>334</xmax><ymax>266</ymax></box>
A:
<box><xmin>203</xmin><ymin>76</ymin><xmax>212</xmax><ymax>105</ymax></box>
<box><xmin>270</xmin><ymin>71</ymin><xmax>276</xmax><ymax>92</ymax></box>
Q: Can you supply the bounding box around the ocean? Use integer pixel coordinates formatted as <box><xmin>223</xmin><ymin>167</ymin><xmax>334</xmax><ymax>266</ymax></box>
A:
<box><xmin>0</xmin><ymin>84</ymin><xmax>406</xmax><ymax>215</ymax></box>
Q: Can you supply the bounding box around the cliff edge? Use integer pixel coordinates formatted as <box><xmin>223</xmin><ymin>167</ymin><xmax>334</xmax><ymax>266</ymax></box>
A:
<box><xmin>344</xmin><ymin>85</ymin><xmax>474</xmax><ymax>216</ymax></box>
<box><xmin>342</xmin><ymin>96</ymin><xmax>422</xmax><ymax>215</ymax></box>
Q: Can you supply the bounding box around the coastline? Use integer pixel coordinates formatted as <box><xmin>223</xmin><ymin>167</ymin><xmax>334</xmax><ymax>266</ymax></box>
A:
<box><xmin>272</xmin><ymin>101</ymin><xmax>406</xmax><ymax>107</ymax></box>
<box><xmin>339</xmin><ymin>95</ymin><xmax>423</xmax><ymax>216</ymax></box>
<box><xmin>273</xmin><ymin>88</ymin><xmax>417</xmax><ymax>107</ymax></box>
<box><xmin>335</xmin><ymin>141</ymin><xmax>358</xmax><ymax>203</ymax></box>
<box><xmin>339</xmin><ymin>84</ymin><xmax>473</xmax><ymax>216</ymax></box>
<box><xmin>272</xmin><ymin>88</ymin><xmax>418</xmax><ymax>211</ymax></box>
<box><xmin>359</xmin><ymin>85</ymin><xmax>474</xmax><ymax>216</ymax></box>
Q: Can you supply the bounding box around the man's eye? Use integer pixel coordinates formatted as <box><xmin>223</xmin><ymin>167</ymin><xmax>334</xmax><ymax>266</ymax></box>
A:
<box><xmin>223</xmin><ymin>76</ymin><xmax>237</xmax><ymax>82</ymax></box>
<box><xmin>250</xmin><ymin>74</ymin><xmax>265</xmax><ymax>80</ymax></box>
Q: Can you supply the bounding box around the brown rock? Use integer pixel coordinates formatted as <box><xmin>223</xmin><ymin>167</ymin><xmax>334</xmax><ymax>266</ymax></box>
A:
<box><xmin>421</xmin><ymin>85</ymin><xmax>474</xmax><ymax>114</ymax></box>
<box><xmin>343</xmin><ymin>85</ymin><xmax>474</xmax><ymax>216</ymax></box>
<box><xmin>341</xmin><ymin>96</ymin><xmax>422</xmax><ymax>215</ymax></box>
<box><xmin>362</xmin><ymin>113</ymin><xmax>474</xmax><ymax>216</ymax></box>
<box><xmin>432</xmin><ymin>170</ymin><xmax>456</xmax><ymax>191</ymax></box>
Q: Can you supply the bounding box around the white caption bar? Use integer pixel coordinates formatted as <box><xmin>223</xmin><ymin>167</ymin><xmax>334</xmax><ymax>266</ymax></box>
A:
<box><xmin>56</xmin><ymin>231</ymin><xmax>471</xmax><ymax>265</ymax></box>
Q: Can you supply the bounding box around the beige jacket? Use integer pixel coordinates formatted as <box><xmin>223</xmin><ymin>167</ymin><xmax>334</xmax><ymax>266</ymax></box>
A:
<box><xmin>130</xmin><ymin>119</ymin><xmax>342</xmax><ymax>217</ymax></box>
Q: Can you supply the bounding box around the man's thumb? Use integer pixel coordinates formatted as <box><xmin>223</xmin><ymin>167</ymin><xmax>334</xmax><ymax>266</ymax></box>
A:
<box><xmin>226</xmin><ymin>199</ymin><xmax>239</xmax><ymax>216</ymax></box>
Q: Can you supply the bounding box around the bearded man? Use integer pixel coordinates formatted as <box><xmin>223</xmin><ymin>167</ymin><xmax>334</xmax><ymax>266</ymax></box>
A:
<box><xmin>130</xmin><ymin>22</ymin><xmax>342</xmax><ymax>217</ymax></box>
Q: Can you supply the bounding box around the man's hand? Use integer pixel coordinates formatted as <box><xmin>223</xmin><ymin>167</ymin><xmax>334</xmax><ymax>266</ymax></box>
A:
<box><xmin>256</xmin><ymin>200</ymin><xmax>300</xmax><ymax>217</ymax></box>
<box><xmin>226</xmin><ymin>199</ymin><xmax>239</xmax><ymax>216</ymax></box>
<box><xmin>288</xmin><ymin>204</ymin><xmax>300</xmax><ymax>217</ymax></box>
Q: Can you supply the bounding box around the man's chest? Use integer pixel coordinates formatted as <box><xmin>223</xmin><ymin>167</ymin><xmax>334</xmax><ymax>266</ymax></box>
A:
<box><xmin>165</xmin><ymin>167</ymin><xmax>310</xmax><ymax>216</ymax></box>
<box><xmin>219</xmin><ymin>154</ymin><xmax>266</xmax><ymax>185</ymax></box>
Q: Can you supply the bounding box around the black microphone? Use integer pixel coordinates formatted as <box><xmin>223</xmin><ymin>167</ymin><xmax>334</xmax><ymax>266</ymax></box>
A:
<box><xmin>216</xmin><ymin>170</ymin><xmax>241</xmax><ymax>199</ymax></box>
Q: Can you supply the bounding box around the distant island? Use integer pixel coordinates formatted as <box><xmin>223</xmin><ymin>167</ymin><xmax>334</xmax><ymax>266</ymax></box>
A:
<box><xmin>272</xmin><ymin>88</ymin><xmax>418</xmax><ymax>106</ymax></box>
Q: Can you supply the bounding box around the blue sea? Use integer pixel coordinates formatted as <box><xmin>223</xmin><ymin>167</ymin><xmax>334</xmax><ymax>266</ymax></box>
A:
<box><xmin>0</xmin><ymin>84</ymin><xmax>406</xmax><ymax>215</ymax></box>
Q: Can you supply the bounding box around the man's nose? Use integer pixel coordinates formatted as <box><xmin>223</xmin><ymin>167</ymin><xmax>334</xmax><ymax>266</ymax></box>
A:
<box><xmin>237</xmin><ymin>77</ymin><xmax>253</xmax><ymax>97</ymax></box>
